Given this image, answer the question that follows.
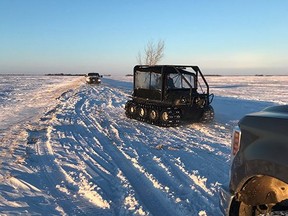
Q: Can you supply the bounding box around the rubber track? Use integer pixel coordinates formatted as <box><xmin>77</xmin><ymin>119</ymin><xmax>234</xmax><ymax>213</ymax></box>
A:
<box><xmin>200</xmin><ymin>105</ymin><xmax>214</xmax><ymax>123</ymax></box>
<box><xmin>125</xmin><ymin>100</ymin><xmax>181</xmax><ymax>127</ymax></box>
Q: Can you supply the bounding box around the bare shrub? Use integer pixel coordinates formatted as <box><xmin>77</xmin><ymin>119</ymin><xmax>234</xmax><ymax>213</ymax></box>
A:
<box><xmin>137</xmin><ymin>40</ymin><xmax>165</xmax><ymax>66</ymax></box>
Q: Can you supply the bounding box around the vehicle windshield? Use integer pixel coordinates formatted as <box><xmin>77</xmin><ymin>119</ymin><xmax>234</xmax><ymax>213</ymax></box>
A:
<box><xmin>88</xmin><ymin>73</ymin><xmax>100</xmax><ymax>76</ymax></box>
<box><xmin>135</xmin><ymin>71</ymin><xmax>161</xmax><ymax>90</ymax></box>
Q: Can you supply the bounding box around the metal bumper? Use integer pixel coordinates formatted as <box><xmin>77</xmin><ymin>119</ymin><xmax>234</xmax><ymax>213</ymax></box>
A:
<box><xmin>219</xmin><ymin>184</ymin><xmax>235</xmax><ymax>216</ymax></box>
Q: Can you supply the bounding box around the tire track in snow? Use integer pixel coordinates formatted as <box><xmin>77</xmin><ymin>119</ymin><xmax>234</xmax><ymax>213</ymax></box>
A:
<box><xmin>76</xmin><ymin>83</ymin><xmax>230</xmax><ymax>214</ymax></box>
<box><xmin>49</xmin><ymin>85</ymin><xmax>144</xmax><ymax>214</ymax></box>
<box><xmin>39</xmin><ymin>80</ymin><xmax>232</xmax><ymax>215</ymax></box>
<box><xmin>99</xmin><ymin>103</ymin><xmax>227</xmax><ymax>214</ymax></box>
<box><xmin>74</xmin><ymin>86</ymin><xmax>183</xmax><ymax>215</ymax></box>
<box><xmin>107</xmin><ymin>120</ymin><xmax>227</xmax><ymax>214</ymax></box>
<box><xmin>27</xmin><ymin>119</ymin><xmax>105</xmax><ymax>215</ymax></box>
<box><xmin>45</xmin><ymin>88</ymin><xmax>116</xmax><ymax>214</ymax></box>
<box><xmin>104</xmin><ymin>81</ymin><xmax>231</xmax><ymax>213</ymax></box>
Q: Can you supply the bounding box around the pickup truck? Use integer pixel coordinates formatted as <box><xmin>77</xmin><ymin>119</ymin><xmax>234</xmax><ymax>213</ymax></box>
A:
<box><xmin>220</xmin><ymin>105</ymin><xmax>288</xmax><ymax>215</ymax></box>
<box><xmin>86</xmin><ymin>72</ymin><xmax>102</xmax><ymax>84</ymax></box>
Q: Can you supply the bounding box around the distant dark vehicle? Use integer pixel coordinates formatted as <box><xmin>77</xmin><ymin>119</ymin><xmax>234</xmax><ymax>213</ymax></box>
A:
<box><xmin>220</xmin><ymin>105</ymin><xmax>288</xmax><ymax>215</ymax></box>
<box><xmin>86</xmin><ymin>72</ymin><xmax>102</xmax><ymax>84</ymax></box>
<box><xmin>125</xmin><ymin>65</ymin><xmax>214</xmax><ymax>127</ymax></box>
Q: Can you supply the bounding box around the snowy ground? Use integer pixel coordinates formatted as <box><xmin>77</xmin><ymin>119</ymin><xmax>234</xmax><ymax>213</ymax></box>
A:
<box><xmin>0</xmin><ymin>74</ymin><xmax>287</xmax><ymax>215</ymax></box>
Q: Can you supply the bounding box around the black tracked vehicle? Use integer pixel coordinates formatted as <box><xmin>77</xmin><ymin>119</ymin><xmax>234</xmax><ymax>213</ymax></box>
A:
<box><xmin>125</xmin><ymin>65</ymin><xmax>214</xmax><ymax>127</ymax></box>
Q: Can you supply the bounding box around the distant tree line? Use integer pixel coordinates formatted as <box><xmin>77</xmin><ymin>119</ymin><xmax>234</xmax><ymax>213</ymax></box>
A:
<box><xmin>45</xmin><ymin>73</ymin><xmax>85</xmax><ymax>76</ymax></box>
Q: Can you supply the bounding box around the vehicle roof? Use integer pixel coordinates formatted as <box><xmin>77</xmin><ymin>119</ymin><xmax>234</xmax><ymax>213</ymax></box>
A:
<box><xmin>134</xmin><ymin>65</ymin><xmax>200</xmax><ymax>75</ymax></box>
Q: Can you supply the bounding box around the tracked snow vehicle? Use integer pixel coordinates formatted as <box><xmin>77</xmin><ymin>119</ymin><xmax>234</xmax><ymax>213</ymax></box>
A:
<box><xmin>125</xmin><ymin>65</ymin><xmax>214</xmax><ymax>127</ymax></box>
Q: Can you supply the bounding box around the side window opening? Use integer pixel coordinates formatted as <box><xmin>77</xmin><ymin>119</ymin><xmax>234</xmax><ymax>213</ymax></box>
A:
<box><xmin>183</xmin><ymin>74</ymin><xmax>195</xmax><ymax>88</ymax></box>
<box><xmin>167</xmin><ymin>73</ymin><xmax>195</xmax><ymax>89</ymax></box>
<box><xmin>135</xmin><ymin>71</ymin><xmax>161</xmax><ymax>90</ymax></box>
<box><xmin>150</xmin><ymin>72</ymin><xmax>161</xmax><ymax>90</ymax></box>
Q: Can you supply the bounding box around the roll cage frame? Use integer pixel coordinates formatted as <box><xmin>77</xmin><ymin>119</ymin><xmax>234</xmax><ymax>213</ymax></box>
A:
<box><xmin>133</xmin><ymin>65</ymin><xmax>212</xmax><ymax>106</ymax></box>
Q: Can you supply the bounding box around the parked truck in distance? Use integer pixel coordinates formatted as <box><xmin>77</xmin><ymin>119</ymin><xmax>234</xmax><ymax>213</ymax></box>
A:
<box><xmin>86</xmin><ymin>72</ymin><xmax>102</xmax><ymax>84</ymax></box>
<box><xmin>220</xmin><ymin>105</ymin><xmax>288</xmax><ymax>215</ymax></box>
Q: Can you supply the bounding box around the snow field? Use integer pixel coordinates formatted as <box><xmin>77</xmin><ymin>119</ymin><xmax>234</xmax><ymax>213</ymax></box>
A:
<box><xmin>1</xmin><ymin>75</ymin><xmax>287</xmax><ymax>215</ymax></box>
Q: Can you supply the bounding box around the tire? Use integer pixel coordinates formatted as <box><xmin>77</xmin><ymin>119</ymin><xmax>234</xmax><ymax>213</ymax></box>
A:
<box><xmin>230</xmin><ymin>199</ymin><xmax>271</xmax><ymax>216</ymax></box>
<box><xmin>138</xmin><ymin>107</ymin><xmax>147</xmax><ymax>118</ymax></box>
<box><xmin>159</xmin><ymin>108</ymin><xmax>176</xmax><ymax>127</ymax></box>
<box><xmin>160</xmin><ymin>110</ymin><xmax>169</xmax><ymax>122</ymax></box>
<box><xmin>125</xmin><ymin>101</ymin><xmax>137</xmax><ymax>118</ymax></box>
<box><xmin>149</xmin><ymin>109</ymin><xmax>159</xmax><ymax>122</ymax></box>
<box><xmin>230</xmin><ymin>199</ymin><xmax>252</xmax><ymax>216</ymax></box>
<box><xmin>238</xmin><ymin>202</ymin><xmax>255</xmax><ymax>216</ymax></box>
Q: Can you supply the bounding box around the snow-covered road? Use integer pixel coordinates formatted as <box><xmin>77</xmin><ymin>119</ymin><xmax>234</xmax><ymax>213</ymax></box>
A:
<box><xmin>0</xmin><ymin>75</ymin><xmax>286</xmax><ymax>215</ymax></box>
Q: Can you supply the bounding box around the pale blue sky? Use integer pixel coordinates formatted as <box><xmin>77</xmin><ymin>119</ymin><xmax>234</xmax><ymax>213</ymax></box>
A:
<box><xmin>1</xmin><ymin>0</ymin><xmax>287</xmax><ymax>75</ymax></box>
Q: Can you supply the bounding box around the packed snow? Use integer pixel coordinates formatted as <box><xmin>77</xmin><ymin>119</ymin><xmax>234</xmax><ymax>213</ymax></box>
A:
<box><xmin>0</xmin><ymin>74</ymin><xmax>287</xmax><ymax>215</ymax></box>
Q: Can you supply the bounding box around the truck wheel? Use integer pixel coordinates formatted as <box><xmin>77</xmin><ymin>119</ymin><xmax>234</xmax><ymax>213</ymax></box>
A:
<box><xmin>230</xmin><ymin>199</ymin><xmax>251</xmax><ymax>216</ymax></box>
<box><xmin>230</xmin><ymin>199</ymin><xmax>270</xmax><ymax>216</ymax></box>
<box><xmin>238</xmin><ymin>202</ymin><xmax>256</xmax><ymax>216</ymax></box>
